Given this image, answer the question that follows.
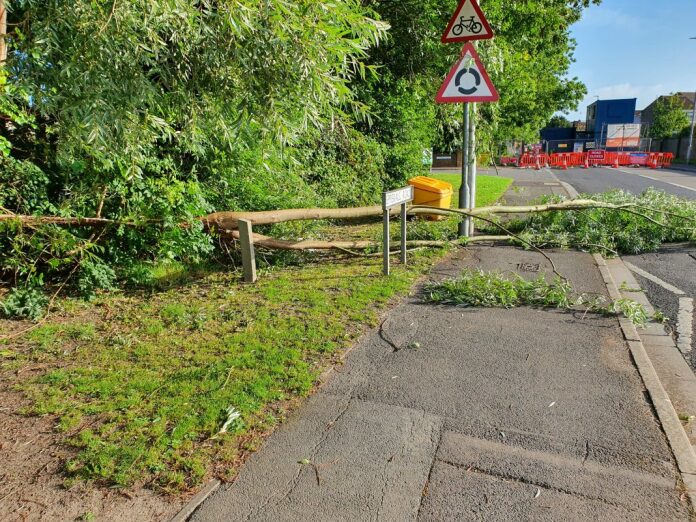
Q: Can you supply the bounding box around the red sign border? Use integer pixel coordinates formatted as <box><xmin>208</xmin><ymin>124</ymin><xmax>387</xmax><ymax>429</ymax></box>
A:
<box><xmin>441</xmin><ymin>0</ymin><xmax>494</xmax><ymax>44</ymax></box>
<box><xmin>435</xmin><ymin>43</ymin><xmax>499</xmax><ymax>104</ymax></box>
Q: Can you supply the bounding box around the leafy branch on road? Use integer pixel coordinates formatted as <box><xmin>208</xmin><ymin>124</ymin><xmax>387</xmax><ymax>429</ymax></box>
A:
<box><xmin>424</xmin><ymin>270</ymin><xmax>653</xmax><ymax>327</ymax></box>
<box><xmin>503</xmin><ymin>189</ymin><xmax>696</xmax><ymax>256</ymax></box>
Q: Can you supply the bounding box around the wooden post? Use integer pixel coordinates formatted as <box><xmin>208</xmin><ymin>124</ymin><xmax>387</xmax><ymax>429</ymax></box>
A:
<box><xmin>400</xmin><ymin>202</ymin><xmax>407</xmax><ymax>265</ymax></box>
<box><xmin>238</xmin><ymin>219</ymin><xmax>257</xmax><ymax>283</ymax></box>
<box><xmin>0</xmin><ymin>0</ymin><xmax>7</xmax><ymax>65</ymax></box>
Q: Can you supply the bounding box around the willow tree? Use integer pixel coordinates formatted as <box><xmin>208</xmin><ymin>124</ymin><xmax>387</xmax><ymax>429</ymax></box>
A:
<box><xmin>1</xmin><ymin>1</ymin><xmax>387</xmax><ymax>287</ymax></box>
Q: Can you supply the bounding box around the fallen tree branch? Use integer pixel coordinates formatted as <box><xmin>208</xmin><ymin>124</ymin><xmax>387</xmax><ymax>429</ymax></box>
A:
<box><xmin>221</xmin><ymin>230</ymin><xmax>454</xmax><ymax>251</ymax></box>
<box><xmin>4</xmin><ymin>198</ymin><xmax>693</xmax><ymax>230</ymax></box>
<box><xmin>0</xmin><ymin>214</ymin><xmax>138</xmax><ymax>227</ymax></box>
<box><xmin>410</xmin><ymin>205</ymin><xmax>565</xmax><ymax>279</ymax></box>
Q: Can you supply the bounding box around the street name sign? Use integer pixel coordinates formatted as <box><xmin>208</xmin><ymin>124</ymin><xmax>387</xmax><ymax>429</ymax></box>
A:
<box><xmin>382</xmin><ymin>186</ymin><xmax>414</xmax><ymax>210</ymax></box>
<box><xmin>435</xmin><ymin>43</ymin><xmax>499</xmax><ymax>103</ymax></box>
<box><xmin>382</xmin><ymin>186</ymin><xmax>413</xmax><ymax>276</ymax></box>
<box><xmin>441</xmin><ymin>0</ymin><xmax>494</xmax><ymax>43</ymax></box>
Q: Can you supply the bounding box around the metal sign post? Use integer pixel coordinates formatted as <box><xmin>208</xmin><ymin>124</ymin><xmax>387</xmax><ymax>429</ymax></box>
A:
<box><xmin>459</xmin><ymin>103</ymin><xmax>470</xmax><ymax>237</ymax></box>
<box><xmin>382</xmin><ymin>186</ymin><xmax>414</xmax><ymax>276</ymax></box>
<box><xmin>438</xmin><ymin>3</ymin><xmax>497</xmax><ymax>239</ymax></box>
<box><xmin>469</xmin><ymin>102</ymin><xmax>477</xmax><ymax>235</ymax></box>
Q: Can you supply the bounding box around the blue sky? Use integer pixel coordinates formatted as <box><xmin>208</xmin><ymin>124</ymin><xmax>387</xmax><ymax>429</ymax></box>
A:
<box><xmin>564</xmin><ymin>0</ymin><xmax>696</xmax><ymax>120</ymax></box>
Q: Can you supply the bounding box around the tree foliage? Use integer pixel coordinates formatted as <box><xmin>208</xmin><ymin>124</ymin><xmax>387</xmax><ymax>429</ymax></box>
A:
<box><xmin>1</xmin><ymin>0</ymin><xmax>601</xmax><ymax>305</ymax></box>
<box><xmin>649</xmin><ymin>97</ymin><xmax>691</xmax><ymax>139</ymax></box>
<box><xmin>363</xmin><ymin>0</ymin><xmax>597</xmax><ymax>152</ymax></box>
<box><xmin>547</xmin><ymin>115</ymin><xmax>573</xmax><ymax>128</ymax></box>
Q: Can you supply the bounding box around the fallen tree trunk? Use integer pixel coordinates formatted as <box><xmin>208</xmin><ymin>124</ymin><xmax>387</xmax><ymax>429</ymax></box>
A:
<box><xmin>221</xmin><ymin>230</ymin><xmax>511</xmax><ymax>251</ymax></box>
<box><xmin>4</xmin><ymin>199</ymin><xmax>675</xmax><ymax>230</ymax></box>
<box><xmin>203</xmin><ymin>200</ymin><xmax>625</xmax><ymax>229</ymax></box>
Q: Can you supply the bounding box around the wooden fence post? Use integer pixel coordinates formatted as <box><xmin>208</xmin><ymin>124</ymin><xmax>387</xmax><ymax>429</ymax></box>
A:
<box><xmin>238</xmin><ymin>219</ymin><xmax>257</xmax><ymax>283</ymax></box>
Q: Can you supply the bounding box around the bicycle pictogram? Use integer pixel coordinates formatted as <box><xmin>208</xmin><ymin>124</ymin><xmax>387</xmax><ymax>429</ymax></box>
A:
<box><xmin>452</xmin><ymin>16</ymin><xmax>482</xmax><ymax>36</ymax></box>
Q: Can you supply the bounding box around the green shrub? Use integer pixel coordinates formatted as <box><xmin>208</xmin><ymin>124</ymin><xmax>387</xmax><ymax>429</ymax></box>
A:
<box><xmin>76</xmin><ymin>260</ymin><xmax>116</xmax><ymax>301</ymax></box>
<box><xmin>1</xmin><ymin>284</ymin><xmax>49</xmax><ymax>320</ymax></box>
<box><xmin>0</xmin><ymin>157</ymin><xmax>54</xmax><ymax>214</ymax></box>
<box><xmin>294</xmin><ymin>128</ymin><xmax>388</xmax><ymax>207</ymax></box>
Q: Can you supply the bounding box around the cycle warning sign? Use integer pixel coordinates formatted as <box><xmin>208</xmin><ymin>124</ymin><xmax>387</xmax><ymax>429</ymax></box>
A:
<box><xmin>436</xmin><ymin>43</ymin><xmax>499</xmax><ymax>103</ymax></box>
<box><xmin>441</xmin><ymin>0</ymin><xmax>493</xmax><ymax>43</ymax></box>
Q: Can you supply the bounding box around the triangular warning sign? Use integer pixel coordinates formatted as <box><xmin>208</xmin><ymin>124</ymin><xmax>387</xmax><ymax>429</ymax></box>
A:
<box><xmin>441</xmin><ymin>0</ymin><xmax>494</xmax><ymax>43</ymax></box>
<box><xmin>436</xmin><ymin>43</ymin><xmax>499</xmax><ymax>103</ymax></box>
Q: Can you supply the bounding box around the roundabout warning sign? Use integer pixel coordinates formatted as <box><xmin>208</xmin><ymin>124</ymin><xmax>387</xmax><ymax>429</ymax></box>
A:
<box><xmin>435</xmin><ymin>43</ymin><xmax>499</xmax><ymax>103</ymax></box>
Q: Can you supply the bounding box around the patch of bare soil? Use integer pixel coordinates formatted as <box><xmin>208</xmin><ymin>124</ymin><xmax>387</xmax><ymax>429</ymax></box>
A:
<box><xmin>0</xmin><ymin>365</ymin><xmax>185</xmax><ymax>522</ymax></box>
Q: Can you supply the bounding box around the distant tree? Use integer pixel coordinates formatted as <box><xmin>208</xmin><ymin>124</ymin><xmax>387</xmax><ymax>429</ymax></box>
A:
<box><xmin>649</xmin><ymin>97</ymin><xmax>690</xmax><ymax>139</ymax></box>
<box><xmin>547</xmin><ymin>115</ymin><xmax>572</xmax><ymax>128</ymax></box>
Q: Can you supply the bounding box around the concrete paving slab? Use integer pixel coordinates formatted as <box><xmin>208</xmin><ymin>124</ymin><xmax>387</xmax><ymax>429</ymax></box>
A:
<box><xmin>418</xmin><ymin>459</ymin><xmax>678</xmax><ymax>522</ymax></box>
<box><xmin>422</xmin><ymin>430</ymin><xmax>687</xmax><ymax>519</ymax></box>
<box><xmin>191</xmin><ymin>394</ymin><xmax>442</xmax><ymax>522</ymax></box>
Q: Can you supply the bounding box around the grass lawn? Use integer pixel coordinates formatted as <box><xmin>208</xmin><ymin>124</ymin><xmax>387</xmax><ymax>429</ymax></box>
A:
<box><xmin>430</xmin><ymin>173</ymin><xmax>513</xmax><ymax>209</ymax></box>
<box><xmin>0</xmin><ymin>174</ymin><xmax>512</xmax><ymax>494</ymax></box>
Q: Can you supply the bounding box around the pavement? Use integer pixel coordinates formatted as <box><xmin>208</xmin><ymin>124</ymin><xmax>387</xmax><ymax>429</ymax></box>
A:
<box><xmin>184</xmin><ymin>171</ymin><xmax>693</xmax><ymax>521</ymax></box>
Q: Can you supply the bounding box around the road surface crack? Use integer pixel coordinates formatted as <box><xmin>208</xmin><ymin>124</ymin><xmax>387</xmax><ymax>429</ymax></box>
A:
<box><xmin>243</xmin><ymin>397</ymin><xmax>353</xmax><ymax>521</ymax></box>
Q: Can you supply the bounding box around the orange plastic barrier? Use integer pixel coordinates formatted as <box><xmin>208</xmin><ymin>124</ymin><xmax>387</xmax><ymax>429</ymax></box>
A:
<box><xmin>650</xmin><ymin>152</ymin><xmax>674</xmax><ymax>168</ymax></box>
<box><xmin>542</xmin><ymin>152</ymin><xmax>674</xmax><ymax>169</ymax></box>
<box><xmin>518</xmin><ymin>153</ymin><xmax>550</xmax><ymax>169</ymax></box>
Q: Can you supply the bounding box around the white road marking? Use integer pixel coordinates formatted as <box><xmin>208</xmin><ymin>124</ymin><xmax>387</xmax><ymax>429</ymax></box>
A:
<box><xmin>678</xmin><ymin>297</ymin><xmax>694</xmax><ymax>355</ymax></box>
<box><xmin>623</xmin><ymin>261</ymin><xmax>686</xmax><ymax>295</ymax></box>
<box><xmin>616</xmin><ymin>168</ymin><xmax>696</xmax><ymax>193</ymax></box>
<box><xmin>624</xmin><ymin>261</ymin><xmax>693</xmax><ymax>355</ymax></box>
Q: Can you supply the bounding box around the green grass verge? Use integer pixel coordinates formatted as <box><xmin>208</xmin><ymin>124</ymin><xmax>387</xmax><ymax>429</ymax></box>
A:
<box><xmin>430</xmin><ymin>173</ymin><xmax>513</xmax><ymax>209</ymax></box>
<box><xmin>5</xmin><ymin>256</ymin><xmax>437</xmax><ymax>491</ymax></box>
<box><xmin>0</xmin><ymin>176</ymin><xmax>513</xmax><ymax>493</ymax></box>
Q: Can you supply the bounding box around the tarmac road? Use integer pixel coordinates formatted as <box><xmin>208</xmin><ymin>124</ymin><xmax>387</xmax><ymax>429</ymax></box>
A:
<box><xmin>191</xmin><ymin>247</ymin><xmax>689</xmax><ymax>521</ymax></box>
<box><xmin>555</xmin><ymin>166</ymin><xmax>696</xmax><ymax>372</ymax></box>
<box><xmin>554</xmin><ymin>166</ymin><xmax>696</xmax><ymax>199</ymax></box>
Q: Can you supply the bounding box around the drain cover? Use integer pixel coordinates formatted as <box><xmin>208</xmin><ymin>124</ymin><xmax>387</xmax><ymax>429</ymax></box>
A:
<box><xmin>517</xmin><ymin>263</ymin><xmax>541</xmax><ymax>272</ymax></box>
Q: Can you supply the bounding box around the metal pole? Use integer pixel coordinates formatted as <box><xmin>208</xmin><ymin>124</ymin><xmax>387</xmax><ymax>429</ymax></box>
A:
<box><xmin>382</xmin><ymin>193</ymin><xmax>390</xmax><ymax>276</ymax></box>
<box><xmin>400</xmin><ymin>203</ymin><xmax>407</xmax><ymax>265</ymax></box>
<box><xmin>469</xmin><ymin>103</ymin><xmax>477</xmax><ymax>236</ymax></box>
<box><xmin>687</xmin><ymin>92</ymin><xmax>696</xmax><ymax>164</ymax></box>
<box><xmin>458</xmin><ymin>103</ymin><xmax>470</xmax><ymax>238</ymax></box>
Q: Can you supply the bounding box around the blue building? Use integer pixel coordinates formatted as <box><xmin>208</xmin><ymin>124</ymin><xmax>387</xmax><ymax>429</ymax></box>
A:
<box><xmin>585</xmin><ymin>98</ymin><xmax>637</xmax><ymax>138</ymax></box>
